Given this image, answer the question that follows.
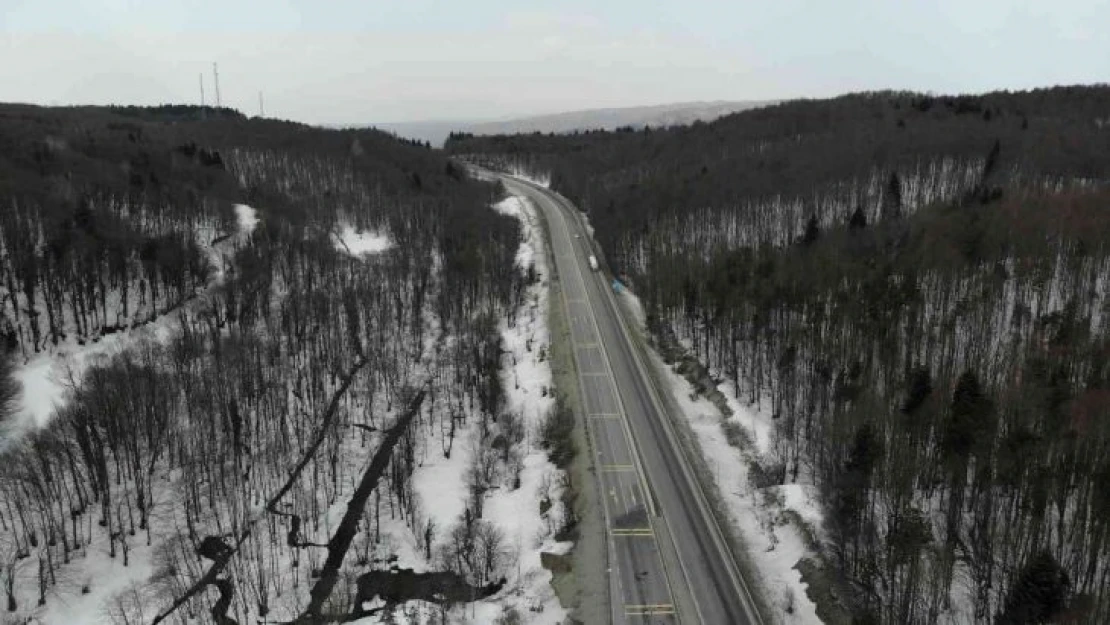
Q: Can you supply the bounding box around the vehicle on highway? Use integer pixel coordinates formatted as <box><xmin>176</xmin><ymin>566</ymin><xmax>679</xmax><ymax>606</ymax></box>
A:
<box><xmin>588</xmin><ymin>254</ymin><xmax>599</xmax><ymax>271</ymax></box>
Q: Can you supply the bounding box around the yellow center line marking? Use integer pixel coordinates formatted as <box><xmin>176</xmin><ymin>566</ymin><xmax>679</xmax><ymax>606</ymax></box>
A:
<box><xmin>625</xmin><ymin>604</ymin><xmax>676</xmax><ymax>615</ymax></box>
<box><xmin>611</xmin><ymin>528</ymin><xmax>654</xmax><ymax>536</ymax></box>
<box><xmin>599</xmin><ymin>464</ymin><xmax>635</xmax><ymax>471</ymax></box>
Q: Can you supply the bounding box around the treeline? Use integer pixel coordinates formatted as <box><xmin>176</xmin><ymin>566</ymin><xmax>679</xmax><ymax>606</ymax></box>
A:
<box><xmin>0</xmin><ymin>104</ymin><xmax>539</xmax><ymax>622</ymax></box>
<box><xmin>449</xmin><ymin>85</ymin><xmax>1110</xmax><ymax>269</ymax></box>
<box><xmin>450</xmin><ymin>85</ymin><xmax>1110</xmax><ymax>623</ymax></box>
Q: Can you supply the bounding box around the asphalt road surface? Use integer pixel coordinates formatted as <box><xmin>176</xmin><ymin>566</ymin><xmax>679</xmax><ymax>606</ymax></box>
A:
<box><xmin>498</xmin><ymin>175</ymin><xmax>765</xmax><ymax>625</ymax></box>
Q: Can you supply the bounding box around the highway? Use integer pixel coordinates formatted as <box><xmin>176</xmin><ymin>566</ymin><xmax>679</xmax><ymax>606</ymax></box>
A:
<box><xmin>498</xmin><ymin>175</ymin><xmax>765</xmax><ymax>625</ymax></box>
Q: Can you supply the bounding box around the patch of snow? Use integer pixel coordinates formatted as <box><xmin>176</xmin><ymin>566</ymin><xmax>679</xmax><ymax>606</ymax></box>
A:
<box><xmin>8</xmin><ymin>326</ymin><xmax>171</xmax><ymax>435</ymax></box>
<box><xmin>508</xmin><ymin>169</ymin><xmax>551</xmax><ymax>188</ymax></box>
<box><xmin>3</xmin><ymin>477</ymin><xmax>182</xmax><ymax>625</ymax></box>
<box><xmin>11</xmin><ymin>355</ymin><xmax>65</xmax><ymax>429</ymax></box>
<box><xmin>671</xmin><ymin>371</ymin><xmax>821</xmax><ymax>624</ymax></box>
<box><xmin>719</xmin><ymin>380</ymin><xmax>777</xmax><ymax>458</ymax></box>
<box><xmin>410</xmin><ymin>434</ymin><xmax>471</xmax><ymax>534</ymax></box>
<box><xmin>492</xmin><ymin>197</ymin><xmax>538</xmax><ymax>268</ymax></box>
<box><xmin>777</xmin><ymin>484</ymin><xmax>824</xmax><ymax>530</ymax></box>
<box><xmin>471</xmin><ymin>166</ymin><xmax>550</xmax><ymax>189</ymax></box>
<box><xmin>334</xmin><ymin>224</ymin><xmax>394</xmax><ymax>256</ymax></box>
<box><xmin>35</xmin><ymin>533</ymin><xmax>160</xmax><ymax>625</ymax></box>
<box><xmin>477</xmin><ymin>193</ymin><xmax>567</xmax><ymax>622</ymax></box>
<box><xmin>235</xmin><ymin>203</ymin><xmax>259</xmax><ymax>233</ymax></box>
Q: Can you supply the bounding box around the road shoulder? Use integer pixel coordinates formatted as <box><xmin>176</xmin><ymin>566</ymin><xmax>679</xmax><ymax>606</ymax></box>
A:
<box><xmin>532</xmin><ymin>194</ymin><xmax>611</xmax><ymax>625</ymax></box>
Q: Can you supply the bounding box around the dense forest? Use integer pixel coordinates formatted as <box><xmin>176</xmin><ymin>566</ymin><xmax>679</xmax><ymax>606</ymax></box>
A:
<box><xmin>0</xmin><ymin>104</ymin><xmax>564</xmax><ymax>623</ymax></box>
<box><xmin>449</xmin><ymin>85</ymin><xmax>1110</xmax><ymax>624</ymax></box>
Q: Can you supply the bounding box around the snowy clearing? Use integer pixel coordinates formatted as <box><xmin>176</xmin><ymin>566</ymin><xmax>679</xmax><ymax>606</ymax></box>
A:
<box><xmin>333</xmin><ymin>224</ymin><xmax>394</xmax><ymax>257</ymax></box>
<box><xmin>9</xmin><ymin>328</ymin><xmax>171</xmax><ymax>431</ymax></box>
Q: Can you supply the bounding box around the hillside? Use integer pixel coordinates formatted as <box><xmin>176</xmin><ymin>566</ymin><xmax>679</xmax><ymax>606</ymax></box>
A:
<box><xmin>449</xmin><ymin>85</ymin><xmax>1110</xmax><ymax>624</ymax></box>
<box><xmin>461</xmin><ymin>100</ymin><xmax>772</xmax><ymax>136</ymax></box>
<box><xmin>0</xmin><ymin>104</ymin><xmax>570</xmax><ymax>624</ymax></box>
<box><xmin>369</xmin><ymin>100</ymin><xmax>770</xmax><ymax>146</ymax></box>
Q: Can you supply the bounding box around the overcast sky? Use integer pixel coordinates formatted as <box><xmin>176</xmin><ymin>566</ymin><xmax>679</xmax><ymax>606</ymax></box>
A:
<box><xmin>1</xmin><ymin>0</ymin><xmax>1106</xmax><ymax>125</ymax></box>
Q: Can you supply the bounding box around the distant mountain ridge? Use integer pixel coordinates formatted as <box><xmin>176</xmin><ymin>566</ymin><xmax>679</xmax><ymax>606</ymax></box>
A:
<box><xmin>365</xmin><ymin>100</ymin><xmax>772</xmax><ymax>146</ymax></box>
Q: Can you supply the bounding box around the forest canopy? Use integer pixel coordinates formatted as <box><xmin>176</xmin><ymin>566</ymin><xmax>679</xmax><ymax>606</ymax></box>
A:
<box><xmin>0</xmin><ymin>103</ymin><xmax>543</xmax><ymax>623</ymax></box>
<box><xmin>450</xmin><ymin>84</ymin><xmax>1110</xmax><ymax>624</ymax></box>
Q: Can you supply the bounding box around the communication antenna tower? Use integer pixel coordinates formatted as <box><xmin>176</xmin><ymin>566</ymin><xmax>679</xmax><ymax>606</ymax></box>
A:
<box><xmin>213</xmin><ymin>62</ymin><xmax>222</xmax><ymax>107</ymax></box>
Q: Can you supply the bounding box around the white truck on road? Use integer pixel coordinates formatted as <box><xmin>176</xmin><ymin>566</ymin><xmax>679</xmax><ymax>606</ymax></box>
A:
<box><xmin>587</xmin><ymin>254</ymin><xmax>599</xmax><ymax>271</ymax></box>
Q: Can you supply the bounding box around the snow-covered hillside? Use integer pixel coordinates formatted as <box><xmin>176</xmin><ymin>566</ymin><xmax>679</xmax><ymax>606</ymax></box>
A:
<box><xmin>0</xmin><ymin>108</ymin><xmax>553</xmax><ymax>625</ymax></box>
<box><xmin>0</xmin><ymin>192</ymin><xmax>568</xmax><ymax>625</ymax></box>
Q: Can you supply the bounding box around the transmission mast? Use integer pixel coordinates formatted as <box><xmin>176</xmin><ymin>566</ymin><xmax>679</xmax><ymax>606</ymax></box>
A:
<box><xmin>212</xmin><ymin>62</ymin><xmax>222</xmax><ymax>107</ymax></box>
<box><xmin>199</xmin><ymin>73</ymin><xmax>205</xmax><ymax>106</ymax></box>
<box><xmin>258</xmin><ymin>91</ymin><xmax>264</xmax><ymax>117</ymax></box>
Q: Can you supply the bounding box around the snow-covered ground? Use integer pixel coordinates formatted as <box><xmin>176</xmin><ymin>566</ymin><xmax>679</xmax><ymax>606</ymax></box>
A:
<box><xmin>619</xmin><ymin>290</ymin><xmax>824</xmax><ymax>625</ymax></box>
<box><xmin>4</xmin><ymin>196</ymin><xmax>569</xmax><ymax>624</ymax></box>
<box><xmin>235</xmin><ymin>203</ymin><xmax>259</xmax><ymax>233</ymax></box>
<box><xmin>479</xmin><ymin>194</ymin><xmax>569</xmax><ymax>621</ymax></box>
<box><xmin>9</xmin><ymin>325</ymin><xmax>174</xmax><ymax>432</ymax></box>
<box><xmin>5</xmin><ymin>204</ymin><xmax>261</xmax><ymax>441</ymax></box>
<box><xmin>204</xmin><ymin>203</ymin><xmax>260</xmax><ymax>283</ymax></box>
<box><xmin>1</xmin><ymin>204</ymin><xmax>266</xmax><ymax>620</ymax></box>
<box><xmin>333</xmin><ymin>224</ymin><xmax>394</xmax><ymax>257</ymax></box>
<box><xmin>11</xmin><ymin>352</ymin><xmax>67</xmax><ymax>430</ymax></box>
<box><xmin>33</xmin><ymin>527</ymin><xmax>162</xmax><ymax>625</ymax></box>
<box><xmin>349</xmin><ymin>194</ymin><xmax>568</xmax><ymax>624</ymax></box>
<box><xmin>505</xmin><ymin>169</ymin><xmax>551</xmax><ymax>188</ymax></box>
<box><xmin>468</xmin><ymin>165</ymin><xmax>550</xmax><ymax>190</ymax></box>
